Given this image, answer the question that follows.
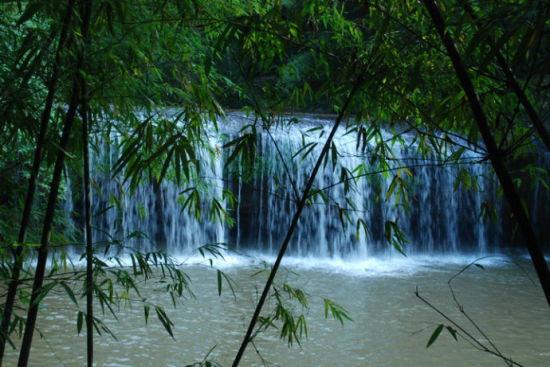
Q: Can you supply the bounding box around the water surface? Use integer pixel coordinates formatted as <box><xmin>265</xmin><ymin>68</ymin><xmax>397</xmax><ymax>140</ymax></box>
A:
<box><xmin>4</xmin><ymin>254</ymin><xmax>549</xmax><ymax>366</ymax></box>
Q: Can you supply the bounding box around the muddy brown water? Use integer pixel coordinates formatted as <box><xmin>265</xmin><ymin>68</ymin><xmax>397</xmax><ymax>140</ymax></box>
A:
<box><xmin>3</xmin><ymin>254</ymin><xmax>550</xmax><ymax>366</ymax></box>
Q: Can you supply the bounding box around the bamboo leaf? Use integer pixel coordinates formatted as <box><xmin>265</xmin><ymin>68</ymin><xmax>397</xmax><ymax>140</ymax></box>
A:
<box><xmin>31</xmin><ymin>281</ymin><xmax>57</xmax><ymax>307</ymax></box>
<box><xmin>426</xmin><ymin>324</ymin><xmax>444</xmax><ymax>348</ymax></box>
<box><xmin>446</xmin><ymin>326</ymin><xmax>458</xmax><ymax>341</ymax></box>
<box><xmin>59</xmin><ymin>281</ymin><xmax>78</xmax><ymax>306</ymax></box>
<box><xmin>155</xmin><ymin>306</ymin><xmax>174</xmax><ymax>338</ymax></box>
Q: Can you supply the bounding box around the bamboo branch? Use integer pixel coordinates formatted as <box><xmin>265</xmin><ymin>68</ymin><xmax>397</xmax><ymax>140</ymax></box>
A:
<box><xmin>421</xmin><ymin>0</ymin><xmax>550</xmax><ymax>306</ymax></box>
<box><xmin>458</xmin><ymin>0</ymin><xmax>550</xmax><ymax>151</ymax></box>
<box><xmin>79</xmin><ymin>1</ymin><xmax>94</xmax><ymax>366</ymax></box>
<box><xmin>231</xmin><ymin>75</ymin><xmax>363</xmax><ymax>366</ymax></box>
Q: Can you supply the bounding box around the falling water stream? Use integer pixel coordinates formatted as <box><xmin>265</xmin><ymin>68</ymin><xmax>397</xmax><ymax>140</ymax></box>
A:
<box><xmin>86</xmin><ymin>112</ymin><xmax>500</xmax><ymax>257</ymax></box>
<box><xmin>3</xmin><ymin>113</ymin><xmax>549</xmax><ymax>366</ymax></box>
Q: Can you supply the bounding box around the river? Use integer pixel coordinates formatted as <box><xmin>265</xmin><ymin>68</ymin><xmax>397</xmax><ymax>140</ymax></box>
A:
<box><xmin>5</xmin><ymin>113</ymin><xmax>548</xmax><ymax>365</ymax></box>
<box><xmin>3</xmin><ymin>254</ymin><xmax>549</xmax><ymax>366</ymax></box>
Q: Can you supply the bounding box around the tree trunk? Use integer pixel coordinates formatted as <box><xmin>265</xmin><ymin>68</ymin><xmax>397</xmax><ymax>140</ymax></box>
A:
<box><xmin>81</xmin><ymin>90</ymin><xmax>94</xmax><ymax>367</ymax></box>
<box><xmin>0</xmin><ymin>2</ymin><xmax>75</xmax><ymax>363</ymax></box>
<box><xmin>17</xmin><ymin>82</ymin><xmax>79</xmax><ymax>367</ymax></box>
<box><xmin>17</xmin><ymin>0</ymin><xmax>92</xmax><ymax>364</ymax></box>
<box><xmin>79</xmin><ymin>1</ymin><xmax>94</xmax><ymax>366</ymax></box>
<box><xmin>421</xmin><ymin>0</ymin><xmax>550</xmax><ymax>306</ymax></box>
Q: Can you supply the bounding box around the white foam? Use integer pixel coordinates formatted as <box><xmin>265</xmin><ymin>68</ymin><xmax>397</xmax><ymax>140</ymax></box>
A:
<box><xmin>168</xmin><ymin>251</ymin><xmax>511</xmax><ymax>277</ymax></box>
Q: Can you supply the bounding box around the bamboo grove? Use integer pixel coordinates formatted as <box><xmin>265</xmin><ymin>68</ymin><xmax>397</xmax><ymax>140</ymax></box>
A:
<box><xmin>0</xmin><ymin>0</ymin><xmax>549</xmax><ymax>366</ymax></box>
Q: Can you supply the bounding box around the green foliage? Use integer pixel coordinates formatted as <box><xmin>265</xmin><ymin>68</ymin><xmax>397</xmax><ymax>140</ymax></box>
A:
<box><xmin>254</xmin><ymin>269</ymin><xmax>313</xmax><ymax>346</ymax></box>
<box><xmin>252</xmin><ymin>264</ymin><xmax>352</xmax><ymax>348</ymax></box>
<box><xmin>183</xmin><ymin>346</ymin><xmax>222</xmax><ymax>367</ymax></box>
<box><xmin>384</xmin><ymin>220</ymin><xmax>408</xmax><ymax>256</ymax></box>
<box><xmin>323</xmin><ymin>298</ymin><xmax>353</xmax><ymax>326</ymax></box>
<box><xmin>1</xmin><ymin>0</ymin><xmax>549</xmax><ymax>365</ymax></box>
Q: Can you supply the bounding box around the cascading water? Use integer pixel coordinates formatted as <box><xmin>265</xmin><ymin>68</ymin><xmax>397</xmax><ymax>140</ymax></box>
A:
<box><xmin>76</xmin><ymin>112</ymin><xmax>500</xmax><ymax>258</ymax></box>
<box><xmin>226</xmin><ymin>114</ymin><xmax>497</xmax><ymax>257</ymax></box>
<box><xmin>86</xmin><ymin>131</ymin><xmax>226</xmax><ymax>253</ymax></box>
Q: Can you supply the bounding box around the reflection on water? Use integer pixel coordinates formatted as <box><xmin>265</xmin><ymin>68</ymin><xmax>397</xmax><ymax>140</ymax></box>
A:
<box><xmin>3</xmin><ymin>255</ymin><xmax>550</xmax><ymax>366</ymax></box>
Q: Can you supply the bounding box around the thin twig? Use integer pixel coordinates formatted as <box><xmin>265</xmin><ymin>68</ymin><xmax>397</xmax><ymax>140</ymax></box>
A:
<box><xmin>447</xmin><ymin>257</ymin><xmax>505</xmax><ymax>359</ymax></box>
<box><xmin>415</xmin><ymin>287</ymin><xmax>523</xmax><ymax>367</ymax></box>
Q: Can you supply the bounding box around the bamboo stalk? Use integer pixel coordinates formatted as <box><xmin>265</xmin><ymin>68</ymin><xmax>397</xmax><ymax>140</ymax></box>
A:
<box><xmin>421</xmin><ymin>0</ymin><xmax>550</xmax><ymax>306</ymax></box>
<box><xmin>0</xmin><ymin>2</ymin><xmax>76</xmax><ymax>363</ymax></box>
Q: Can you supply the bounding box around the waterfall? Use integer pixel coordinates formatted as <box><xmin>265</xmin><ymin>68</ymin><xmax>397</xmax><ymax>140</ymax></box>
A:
<box><xmin>82</xmin><ymin>112</ymin><xmax>500</xmax><ymax>258</ymax></box>
<box><xmin>227</xmin><ymin>114</ymin><xmax>497</xmax><ymax>257</ymax></box>
<box><xmin>88</xmin><ymin>130</ymin><xmax>226</xmax><ymax>253</ymax></box>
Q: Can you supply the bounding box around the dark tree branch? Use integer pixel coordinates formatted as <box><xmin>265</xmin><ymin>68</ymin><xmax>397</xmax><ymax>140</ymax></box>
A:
<box><xmin>415</xmin><ymin>287</ymin><xmax>523</xmax><ymax>367</ymax></box>
<box><xmin>421</xmin><ymin>0</ymin><xmax>550</xmax><ymax>306</ymax></box>
<box><xmin>17</xmin><ymin>0</ymin><xmax>93</xmax><ymax>365</ymax></box>
<box><xmin>17</xmin><ymin>74</ymin><xmax>80</xmax><ymax>367</ymax></box>
<box><xmin>458</xmin><ymin>0</ymin><xmax>550</xmax><ymax>152</ymax></box>
<box><xmin>0</xmin><ymin>1</ymin><xmax>76</xmax><ymax>363</ymax></box>
<box><xmin>231</xmin><ymin>76</ymin><xmax>364</xmax><ymax>367</ymax></box>
<box><xmin>79</xmin><ymin>1</ymin><xmax>94</xmax><ymax>366</ymax></box>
